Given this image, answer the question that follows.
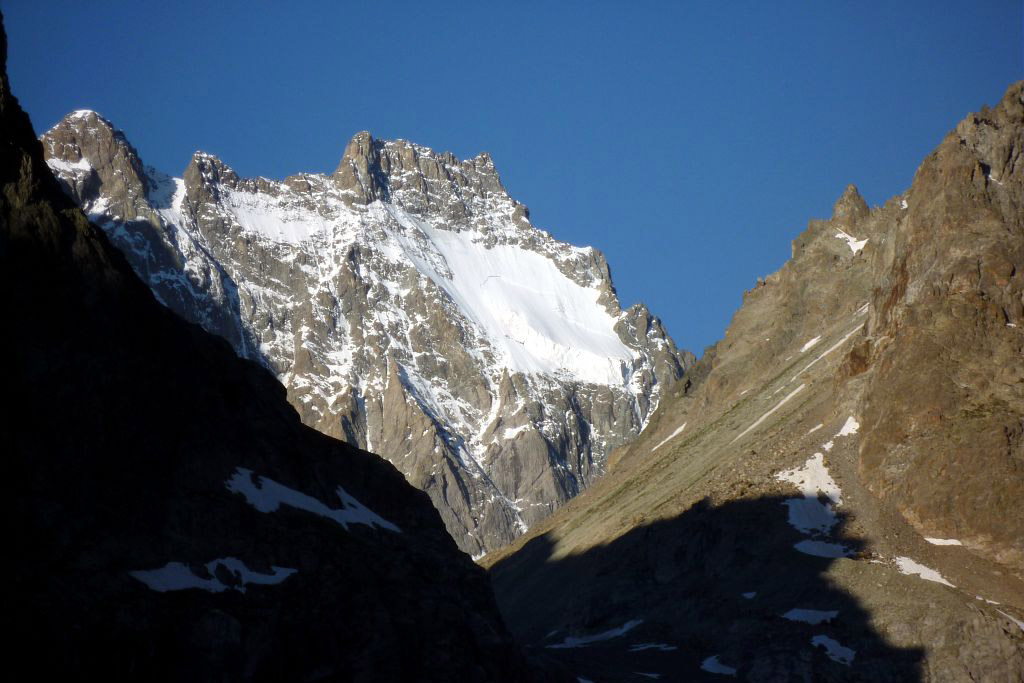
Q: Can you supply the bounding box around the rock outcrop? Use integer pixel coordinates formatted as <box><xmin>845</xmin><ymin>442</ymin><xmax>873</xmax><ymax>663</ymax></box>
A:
<box><xmin>487</xmin><ymin>83</ymin><xmax>1024</xmax><ymax>681</ymax></box>
<box><xmin>41</xmin><ymin>112</ymin><xmax>690</xmax><ymax>555</ymax></box>
<box><xmin>2</xmin><ymin>14</ymin><xmax>527</xmax><ymax>681</ymax></box>
<box><xmin>857</xmin><ymin>90</ymin><xmax>1024</xmax><ymax>570</ymax></box>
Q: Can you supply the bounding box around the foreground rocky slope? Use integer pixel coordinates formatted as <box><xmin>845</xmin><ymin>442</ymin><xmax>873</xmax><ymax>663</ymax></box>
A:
<box><xmin>40</xmin><ymin>113</ymin><xmax>689</xmax><ymax>555</ymax></box>
<box><xmin>2</xmin><ymin>16</ymin><xmax>527</xmax><ymax>681</ymax></box>
<box><xmin>488</xmin><ymin>83</ymin><xmax>1024</xmax><ymax>681</ymax></box>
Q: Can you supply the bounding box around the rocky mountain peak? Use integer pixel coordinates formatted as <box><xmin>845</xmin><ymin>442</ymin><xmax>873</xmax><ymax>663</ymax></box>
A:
<box><xmin>831</xmin><ymin>183</ymin><xmax>869</xmax><ymax>224</ymax></box>
<box><xmin>332</xmin><ymin>130</ymin><xmax>385</xmax><ymax>204</ymax></box>
<box><xmin>41</xmin><ymin>110</ymin><xmax>150</xmax><ymax>219</ymax></box>
<box><xmin>41</xmin><ymin>113</ymin><xmax>690</xmax><ymax>556</ymax></box>
<box><xmin>184</xmin><ymin>151</ymin><xmax>240</xmax><ymax>196</ymax></box>
<box><xmin>4</xmin><ymin>10</ymin><xmax>529</xmax><ymax>676</ymax></box>
<box><xmin>332</xmin><ymin>130</ymin><xmax>512</xmax><ymax>222</ymax></box>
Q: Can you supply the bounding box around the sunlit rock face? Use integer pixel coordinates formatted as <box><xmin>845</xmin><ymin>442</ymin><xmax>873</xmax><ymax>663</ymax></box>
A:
<box><xmin>43</xmin><ymin>114</ymin><xmax>691</xmax><ymax>555</ymax></box>
<box><xmin>486</xmin><ymin>83</ymin><xmax>1024</xmax><ymax>683</ymax></box>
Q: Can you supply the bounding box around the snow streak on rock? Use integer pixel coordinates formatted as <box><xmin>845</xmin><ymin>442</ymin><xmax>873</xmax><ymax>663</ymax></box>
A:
<box><xmin>225</xmin><ymin>467</ymin><xmax>401</xmax><ymax>533</ymax></box>
<box><xmin>546</xmin><ymin>619</ymin><xmax>643</xmax><ymax>649</ymax></box>
<box><xmin>131</xmin><ymin>557</ymin><xmax>297</xmax><ymax>593</ymax></box>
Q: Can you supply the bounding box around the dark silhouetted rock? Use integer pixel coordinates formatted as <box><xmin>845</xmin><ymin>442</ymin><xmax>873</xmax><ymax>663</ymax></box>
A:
<box><xmin>2</xmin><ymin>14</ymin><xmax>528</xmax><ymax>682</ymax></box>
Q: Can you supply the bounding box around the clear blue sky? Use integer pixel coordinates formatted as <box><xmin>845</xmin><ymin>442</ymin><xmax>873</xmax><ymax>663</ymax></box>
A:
<box><xmin>5</xmin><ymin>1</ymin><xmax>1021</xmax><ymax>354</ymax></box>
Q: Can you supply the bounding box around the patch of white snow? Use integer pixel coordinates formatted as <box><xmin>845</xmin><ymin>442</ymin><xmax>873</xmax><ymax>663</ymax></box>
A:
<box><xmin>385</xmin><ymin>207</ymin><xmax>637</xmax><ymax>386</ymax></box>
<box><xmin>629</xmin><ymin>643</ymin><xmax>678</xmax><ymax>652</ymax></box>
<box><xmin>502</xmin><ymin>424</ymin><xmax>531</xmax><ymax>440</ymax></box>
<box><xmin>781</xmin><ymin>608</ymin><xmax>839</xmax><ymax>624</ymax></box>
<box><xmin>811</xmin><ymin>635</ymin><xmax>855</xmax><ymax>665</ymax></box>
<box><xmin>700</xmin><ymin>656</ymin><xmax>737</xmax><ymax>676</ymax></box>
<box><xmin>777</xmin><ymin>453</ymin><xmax>843</xmax><ymax>535</ymax></box>
<box><xmin>777</xmin><ymin>453</ymin><xmax>842</xmax><ymax>505</ymax></box>
<box><xmin>800</xmin><ymin>336</ymin><xmax>822</xmax><ymax>353</ymax></box>
<box><xmin>835</xmin><ymin>229</ymin><xmax>868</xmax><ymax>254</ymax></box>
<box><xmin>731</xmin><ymin>384</ymin><xmax>805</xmax><ymax>444</ymax></box>
<box><xmin>131</xmin><ymin>557</ymin><xmax>296</xmax><ymax>593</ymax></box>
<box><xmin>652</xmin><ymin>423</ymin><xmax>686</xmax><ymax>451</ymax></box>
<box><xmin>836</xmin><ymin>417</ymin><xmax>859</xmax><ymax>437</ymax></box>
<box><xmin>894</xmin><ymin>557</ymin><xmax>955</xmax><ymax>587</ymax></box>
<box><xmin>789</xmin><ymin>324</ymin><xmax>863</xmax><ymax>382</ymax></box>
<box><xmin>996</xmin><ymin>609</ymin><xmax>1024</xmax><ymax>632</ymax></box>
<box><xmin>924</xmin><ymin>537</ymin><xmax>963</xmax><ymax>546</ymax></box>
<box><xmin>225</xmin><ymin>467</ymin><xmax>400</xmax><ymax>532</ymax></box>
<box><xmin>46</xmin><ymin>156</ymin><xmax>92</xmax><ymax>174</ymax></box>
<box><xmin>546</xmin><ymin>619</ymin><xmax>643</xmax><ymax>649</ymax></box>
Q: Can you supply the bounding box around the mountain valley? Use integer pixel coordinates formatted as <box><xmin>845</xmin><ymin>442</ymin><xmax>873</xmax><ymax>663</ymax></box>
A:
<box><xmin>6</xmin><ymin>5</ymin><xmax>1024</xmax><ymax>679</ymax></box>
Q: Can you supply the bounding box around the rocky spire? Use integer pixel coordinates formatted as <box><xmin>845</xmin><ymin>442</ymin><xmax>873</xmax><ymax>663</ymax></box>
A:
<box><xmin>831</xmin><ymin>183</ymin><xmax>869</xmax><ymax>224</ymax></box>
<box><xmin>331</xmin><ymin>130</ymin><xmax>510</xmax><ymax>221</ymax></box>
<box><xmin>40</xmin><ymin>110</ymin><xmax>150</xmax><ymax>220</ymax></box>
<box><xmin>332</xmin><ymin>130</ymin><xmax>387</xmax><ymax>204</ymax></box>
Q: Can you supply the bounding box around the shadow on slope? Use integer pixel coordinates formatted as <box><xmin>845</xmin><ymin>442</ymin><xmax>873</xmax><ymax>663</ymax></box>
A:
<box><xmin>1</xmin><ymin>13</ymin><xmax>526</xmax><ymax>681</ymax></box>
<box><xmin>491</xmin><ymin>495</ymin><xmax>923</xmax><ymax>682</ymax></box>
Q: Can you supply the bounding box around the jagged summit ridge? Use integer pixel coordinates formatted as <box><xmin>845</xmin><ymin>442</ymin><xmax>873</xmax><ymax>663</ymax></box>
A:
<box><xmin>42</xmin><ymin>111</ymin><xmax>691</xmax><ymax>555</ymax></box>
<box><xmin>333</xmin><ymin>130</ymin><xmax>506</xmax><ymax>211</ymax></box>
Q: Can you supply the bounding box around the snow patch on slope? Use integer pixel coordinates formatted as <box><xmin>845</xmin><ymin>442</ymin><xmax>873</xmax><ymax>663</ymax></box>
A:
<box><xmin>46</xmin><ymin>156</ymin><xmax>92</xmax><ymax>174</ymax></box>
<box><xmin>383</xmin><ymin>206</ymin><xmax>637</xmax><ymax>386</ymax></box>
<box><xmin>924</xmin><ymin>537</ymin><xmax>963</xmax><ymax>546</ymax></box>
<box><xmin>894</xmin><ymin>557</ymin><xmax>955</xmax><ymax>587</ymax></box>
<box><xmin>777</xmin><ymin>453</ymin><xmax>842</xmax><ymax>534</ymax></box>
<box><xmin>789</xmin><ymin>321</ymin><xmax>865</xmax><ymax>383</ymax></box>
<box><xmin>996</xmin><ymin>610</ymin><xmax>1024</xmax><ymax>633</ymax></box>
<box><xmin>799</xmin><ymin>336</ymin><xmax>821</xmax><ymax>353</ymax></box>
<box><xmin>731</xmin><ymin>384</ymin><xmax>805</xmax><ymax>444</ymax></box>
<box><xmin>131</xmin><ymin>557</ymin><xmax>296</xmax><ymax>593</ymax></box>
<box><xmin>225</xmin><ymin>467</ymin><xmax>401</xmax><ymax>532</ymax></box>
<box><xmin>652</xmin><ymin>422</ymin><xmax>686</xmax><ymax>451</ymax></box>
<box><xmin>701</xmin><ymin>656</ymin><xmax>737</xmax><ymax>676</ymax></box>
<box><xmin>836</xmin><ymin>417</ymin><xmax>859</xmax><ymax>437</ymax></box>
<box><xmin>782</xmin><ymin>608</ymin><xmax>838</xmax><ymax>624</ymax></box>
<box><xmin>811</xmin><ymin>635</ymin><xmax>855</xmax><ymax>665</ymax></box>
<box><xmin>546</xmin><ymin>619</ymin><xmax>643</xmax><ymax>649</ymax></box>
<box><xmin>630</xmin><ymin>643</ymin><xmax>678</xmax><ymax>652</ymax></box>
<box><xmin>834</xmin><ymin>229</ymin><xmax>867</xmax><ymax>254</ymax></box>
<box><xmin>223</xmin><ymin>188</ymin><xmax>338</xmax><ymax>244</ymax></box>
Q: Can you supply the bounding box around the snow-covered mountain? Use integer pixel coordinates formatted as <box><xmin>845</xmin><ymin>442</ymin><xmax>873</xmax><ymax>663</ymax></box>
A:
<box><xmin>42</xmin><ymin>112</ymin><xmax>691</xmax><ymax>555</ymax></box>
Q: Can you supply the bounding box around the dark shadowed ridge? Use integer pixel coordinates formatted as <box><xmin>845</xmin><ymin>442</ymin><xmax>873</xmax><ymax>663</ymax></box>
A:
<box><xmin>490</xmin><ymin>496</ymin><xmax>923</xmax><ymax>682</ymax></box>
<box><xmin>1</xmin><ymin>12</ymin><xmax>530</xmax><ymax>682</ymax></box>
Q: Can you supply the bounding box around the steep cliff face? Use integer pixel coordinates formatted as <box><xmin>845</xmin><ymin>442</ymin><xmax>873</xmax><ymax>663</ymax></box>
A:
<box><xmin>2</xmin><ymin>15</ymin><xmax>527</xmax><ymax>680</ymax></box>
<box><xmin>40</xmin><ymin>115</ymin><xmax>689</xmax><ymax>555</ymax></box>
<box><xmin>487</xmin><ymin>83</ymin><xmax>1024</xmax><ymax>682</ymax></box>
<box><xmin>857</xmin><ymin>88</ymin><xmax>1024</xmax><ymax>570</ymax></box>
